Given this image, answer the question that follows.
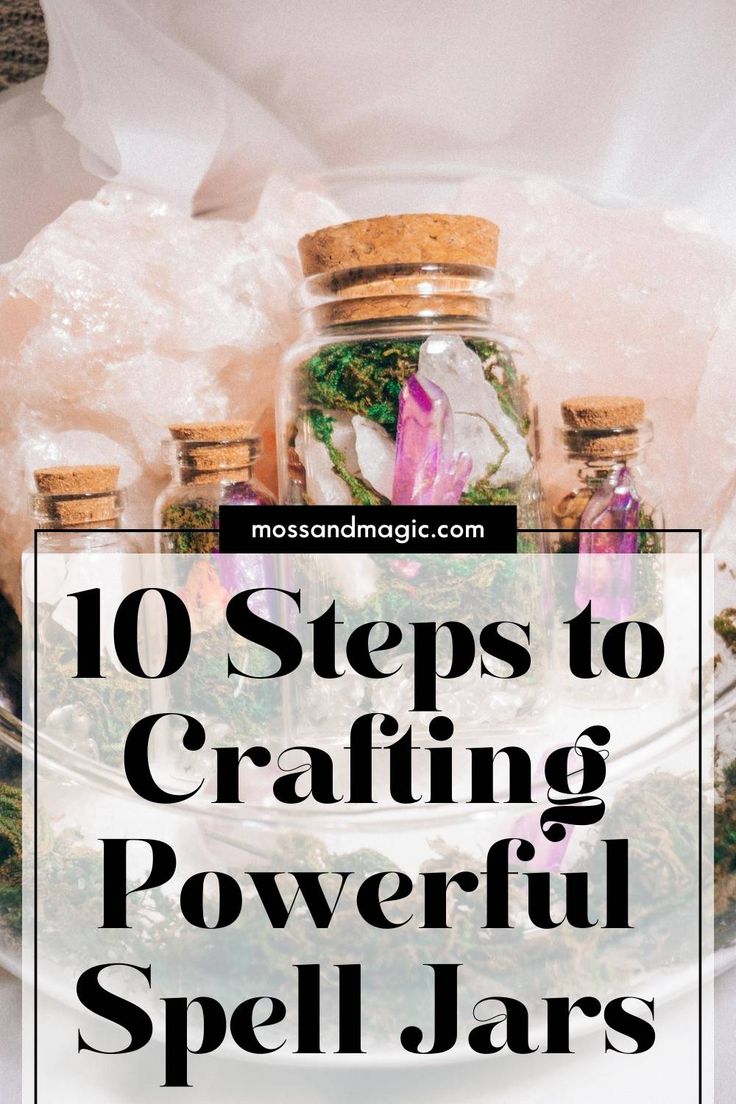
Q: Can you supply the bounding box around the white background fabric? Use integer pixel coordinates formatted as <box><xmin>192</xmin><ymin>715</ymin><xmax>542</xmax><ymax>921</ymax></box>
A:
<box><xmin>1</xmin><ymin>0</ymin><xmax>736</xmax><ymax>259</ymax></box>
<box><xmin>38</xmin><ymin>0</ymin><xmax>736</xmax><ymax>229</ymax></box>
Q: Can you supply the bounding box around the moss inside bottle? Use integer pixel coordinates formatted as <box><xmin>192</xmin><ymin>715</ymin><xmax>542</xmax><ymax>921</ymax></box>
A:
<box><xmin>278</xmin><ymin>213</ymin><xmax>544</xmax><ymax>541</ymax></box>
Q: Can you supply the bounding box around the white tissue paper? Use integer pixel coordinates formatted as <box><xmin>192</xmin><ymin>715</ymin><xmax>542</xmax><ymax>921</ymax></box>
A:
<box><xmin>36</xmin><ymin>0</ymin><xmax>736</xmax><ymax>237</ymax></box>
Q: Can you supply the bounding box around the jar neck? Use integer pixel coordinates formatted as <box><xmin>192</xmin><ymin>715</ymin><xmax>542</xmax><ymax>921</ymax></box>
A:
<box><xmin>559</xmin><ymin>422</ymin><xmax>652</xmax><ymax>479</ymax></box>
<box><xmin>30</xmin><ymin>489</ymin><xmax>125</xmax><ymax>529</ymax></box>
<box><xmin>34</xmin><ymin>528</ymin><xmax>125</xmax><ymax>550</ymax></box>
<box><xmin>575</xmin><ymin>460</ymin><xmax>637</xmax><ymax>486</ymax></box>
<box><xmin>164</xmin><ymin>438</ymin><xmax>260</xmax><ymax>486</ymax></box>
<box><xmin>171</xmin><ymin>465</ymin><xmax>256</xmax><ymax>487</ymax></box>
<box><xmin>297</xmin><ymin>262</ymin><xmax>509</xmax><ymax>337</ymax></box>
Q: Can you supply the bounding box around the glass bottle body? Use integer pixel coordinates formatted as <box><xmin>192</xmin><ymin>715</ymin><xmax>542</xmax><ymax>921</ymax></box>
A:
<box><xmin>23</xmin><ymin>490</ymin><xmax>138</xmax><ymax>761</ymax></box>
<box><xmin>552</xmin><ymin>425</ymin><xmax>664</xmax><ymax>555</ymax></box>
<box><xmin>277</xmin><ymin>262</ymin><xmax>544</xmax><ymax>541</ymax></box>
<box><xmin>154</xmin><ymin>442</ymin><xmax>276</xmax><ymax>555</ymax></box>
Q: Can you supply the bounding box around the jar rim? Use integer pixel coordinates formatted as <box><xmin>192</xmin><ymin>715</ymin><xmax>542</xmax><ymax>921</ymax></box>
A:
<box><xmin>162</xmin><ymin>436</ymin><xmax>261</xmax><ymax>457</ymax></box>
<box><xmin>30</xmin><ymin>487</ymin><xmax>126</xmax><ymax>525</ymax></box>
<box><xmin>162</xmin><ymin>437</ymin><xmax>261</xmax><ymax>481</ymax></box>
<box><xmin>556</xmin><ymin>421</ymin><xmax>652</xmax><ymax>461</ymax></box>
<box><xmin>297</xmin><ymin>262</ymin><xmax>511</xmax><ymax>331</ymax></box>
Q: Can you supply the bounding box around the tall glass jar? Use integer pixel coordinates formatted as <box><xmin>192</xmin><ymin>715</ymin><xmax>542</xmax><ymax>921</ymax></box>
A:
<box><xmin>277</xmin><ymin>216</ymin><xmax>548</xmax><ymax>735</ymax></box>
<box><xmin>552</xmin><ymin>396</ymin><xmax>664</xmax><ymax>555</ymax></box>
<box><xmin>154</xmin><ymin>421</ymin><xmax>275</xmax><ymax>554</ymax></box>
<box><xmin>277</xmin><ymin>214</ymin><xmax>543</xmax><ymax>540</ymax></box>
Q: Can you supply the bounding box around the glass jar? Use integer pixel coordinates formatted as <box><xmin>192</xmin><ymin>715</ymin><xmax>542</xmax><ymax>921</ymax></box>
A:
<box><xmin>277</xmin><ymin>214</ymin><xmax>544</xmax><ymax>540</ymax></box>
<box><xmin>154</xmin><ymin>421</ymin><xmax>275</xmax><ymax>553</ymax></box>
<box><xmin>29</xmin><ymin>464</ymin><xmax>135</xmax><ymax>552</ymax></box>
<box><xmin>551</xmin><ymin>396</ymin><xmax>664</xmax><ymax>627</ymax></box>
<box><xmin>552</xmin><ymin>397</ymin><xmax>664</xmax><ymax>556</ymax></box>
<box><xmin>23</xmin><ymin>465</ymin><xmax>139</xmax><ymax>761</ymax></box>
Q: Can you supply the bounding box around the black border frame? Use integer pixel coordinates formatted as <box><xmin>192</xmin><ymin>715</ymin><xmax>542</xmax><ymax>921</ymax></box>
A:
<box><xmin>30</xmin><ymin>525</ymin><xmax>705</xmax><ymax>1101</ymax></box>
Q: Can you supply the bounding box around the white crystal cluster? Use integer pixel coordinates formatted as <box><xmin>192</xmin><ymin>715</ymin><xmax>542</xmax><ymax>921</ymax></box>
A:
<box><xmin>0</xmin><ymin>178</ymin><xmax>344</xmax><ymax>611</ymax></box>
<box><xmin>297</xmin><ymin>336</ymin><xmax>533</xmax><ymax>507</ymax></box>
<box><xmin>417</xmin><ymin>336</ymin><xmax>532</xmax><ymax>488</ymax></box>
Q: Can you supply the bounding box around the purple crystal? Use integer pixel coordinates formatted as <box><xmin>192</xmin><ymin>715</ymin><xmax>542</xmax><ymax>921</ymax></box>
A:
<box><xmin>574</xmin><ymin>465</ymin><xmax>640</xmax><ymax>619</ymax></box>
<box><xmin>391</xmin><ymin>374</ymin><xmax>472</xmax><ymax>505</ymax></box>
<box><xmin>511</xmin><ymin>812</ymin><xmax>571</xmax><ymax>873</ymax></box>
<box><xmin>216</xmin><ymin>480</ymin><xmax>276</xmax><ymax>608</ymax></box>
<box><xmin>222</xmin><ymin>481</ymin><xmax>275</xmax><ymax>507</ymax></box>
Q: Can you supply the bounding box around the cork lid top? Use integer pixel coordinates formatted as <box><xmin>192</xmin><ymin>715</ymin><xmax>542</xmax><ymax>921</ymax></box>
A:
<box><xmin>561</xmin><ymin>396</ymin><xmax>646</xmax><ymax>431</ymax></box>
<box><xmin>298</xmin><ymin>214</ymin><xmax>499</xmax><ymax>276</ymax></box>
<box><xmin>34</xmin><ymin>465</ymin><xmax>120</xmax><ymax>495</ymax></box>
<box><xmin>168</xmin><ymin>421</ymin><xmax>253</xmax><ymax>442</ymax></box>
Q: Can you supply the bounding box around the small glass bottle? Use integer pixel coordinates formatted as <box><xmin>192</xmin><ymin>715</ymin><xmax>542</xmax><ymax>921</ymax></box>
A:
<box><xmin>553</xmin><ymin>396</ymin><xmax>663</xmax><ymax>555</ymax></box>
<box><xmin>24</xmin><ymin>465</ymin><xmax>137</xmax><ymax>760</ymax></box>
<box><xmin>552</xmin><ymin>396</ymin><xmax>664</xmax><ymax>623</ymax></box>
<box><xmin>154</xmin><ymin>421</ymin><xmax>275</xmax><ymax>554</ymax></box>
<box><xmin>153</xmin><ymin>423</ymin><xmax>280</xmax><ymax>766</ymax></box>
<box><xmin>29</xmin><ymin>464</ymin><xmax>135</xmax><ymax>551</ymax></box>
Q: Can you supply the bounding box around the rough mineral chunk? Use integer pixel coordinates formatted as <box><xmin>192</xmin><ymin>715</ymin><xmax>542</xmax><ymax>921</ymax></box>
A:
<box><xmin>417</xmin><ymin>335</ymin><xmax>532</xmax><ymax>487</ymax></box>
<box><xmin>0</xmin><ymin>178</ymin><xmax>345</xmax><ymax>610</ymax></box>
<box><xmin>352</xmin><ymin>415</ymin><xmax>395</xmax><ymax>499</ymax></box>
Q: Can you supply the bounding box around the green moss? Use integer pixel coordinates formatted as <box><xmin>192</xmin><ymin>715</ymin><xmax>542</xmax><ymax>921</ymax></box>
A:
<box><xmin>0</xmin><ymin>784</ymin><xmax>21</xmax><ymax>939</ymax></box>
<box><xmin>460</xmin><ymin>480</ymin><xmax>514</xmax><ymax>507</ymax></box>
<box><xmin>716</xmin><ymin>609</ymin><xmax>736</xmax><ymax>657</ymax></box>
<box><xmin>304</xmin><ymin>340</ymin><xmax>423</xmax><ymax>436</ymax></box>
<box><xmin>300</xmin><ymin>338</ymin><xmax>531</xmax><ymax>507</ymax></box>
<box><xmin>0</xmin><ymin>784</ymin><xmax>21</xmax><ymax>883</ymax></box>
<box><xmin>637</xmin><ymin>508</ymin><xmax>663</xmax><ymax>554</ymax></box>
<box><xmin>160</xmin><ymin>502</ymin><xmax>219</xmax><ymax>553</ymax></box>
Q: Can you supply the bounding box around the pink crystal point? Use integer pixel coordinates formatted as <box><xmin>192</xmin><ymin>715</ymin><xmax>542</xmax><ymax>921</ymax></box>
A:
<box><xmin>511</xmin><ymin>812</ymin><xmax>572</xmax><ymax>873</ymax></box>
<box><xmin>574</xmin><ymin>465</ymin><xmax>641</xmax><ymax>619</ymax></box>
<box><xmin>391</xmin><ymin>374</ymin><xmax>472</xmax><ymax>505</ymax></box>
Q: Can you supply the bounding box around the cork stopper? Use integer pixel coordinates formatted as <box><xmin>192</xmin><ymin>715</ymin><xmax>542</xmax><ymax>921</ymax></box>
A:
<box><xmin>299</xmin><ymin>214</ymin><xmax>499</xmax><ymax>276</ymax></box>
<box><xmin>166</xmin><ymin>422</ymin><xmax>259</xmax><ymax>483</ymax></box>
<box><xmin>34</xmin><ymin>465</ymin><xmax>120</xmax><ymax>495</ymax></box>
<box><xmin>32</xmin><ymin>465</ymin><xmax>122</xmax><ymax>527</ymax></box>
<box><xmin>561</xmin><ymin>396</ymin><xmax>645</xmax><ymax>431</ymax></box>
<box><xmin>168</xmin><ymin>421</ymin><xmax>253</xmax><ymax>442</ymax></box>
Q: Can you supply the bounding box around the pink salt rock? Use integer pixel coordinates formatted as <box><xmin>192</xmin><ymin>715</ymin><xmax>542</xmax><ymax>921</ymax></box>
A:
<box><xmin>456</xmin><ymin>175</ymin><xmax>736</xmax><ymax>541</ymax></box>
<box><xmin>0</xmin><ymin>178</ymin><xmax>346</xmax><ymax>611</ymax></box>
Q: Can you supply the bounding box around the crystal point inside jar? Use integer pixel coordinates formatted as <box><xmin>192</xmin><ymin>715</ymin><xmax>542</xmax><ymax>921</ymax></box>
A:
<box><xmin>279</xmin><ymin>213</ymin><xmax>543</xmax><ymax>536</ymax></box>
<box><xmin>553</xmin><ymin>396</ymin><xmax>663</xmax><ymax>554</ymax></box>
